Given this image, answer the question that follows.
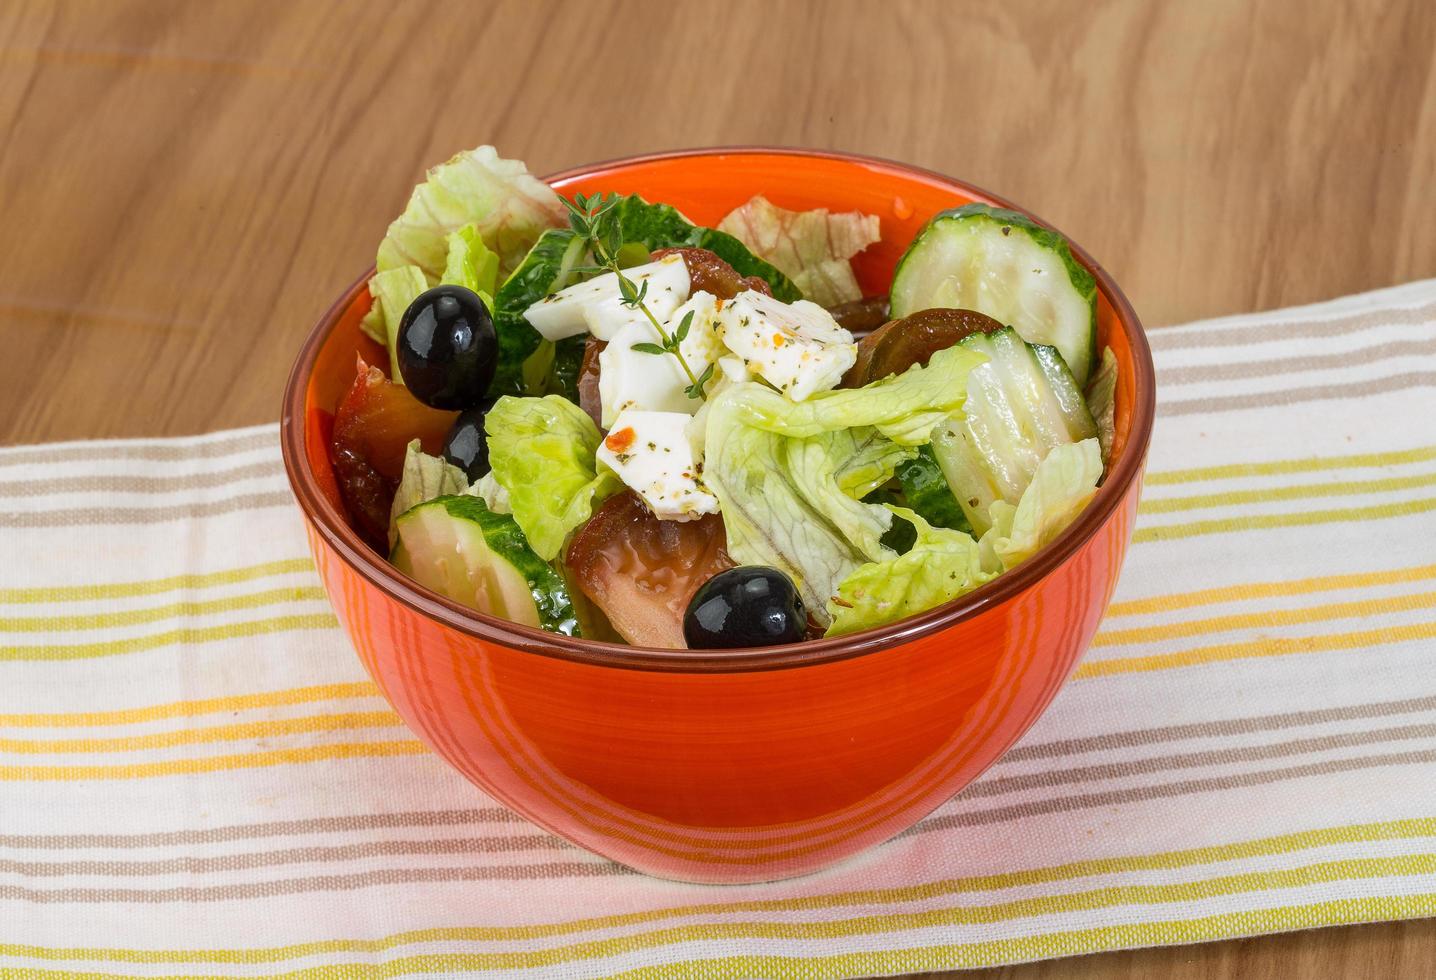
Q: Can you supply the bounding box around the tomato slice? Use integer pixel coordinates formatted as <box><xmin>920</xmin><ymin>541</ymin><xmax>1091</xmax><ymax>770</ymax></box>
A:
<box><xmin>330</xmin><ymin>356</ymin><xmax>458</xmax><ymax>551</ymax></box>
<box><xmin>842</xmin><ymin>308</ymin><xmax>1003</xmax><ymax>387</ymax></box>
<box><xmin>566</xmin><ymin>491</ymin><xmax>733</xmax><ymax>649</ymax></box>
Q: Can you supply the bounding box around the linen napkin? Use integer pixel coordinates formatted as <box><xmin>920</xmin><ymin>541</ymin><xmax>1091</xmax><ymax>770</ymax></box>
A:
<box><xmin>2</xmin><ymin>278</ymin><xmax>1435</xmax><ymax>978</ymax></box>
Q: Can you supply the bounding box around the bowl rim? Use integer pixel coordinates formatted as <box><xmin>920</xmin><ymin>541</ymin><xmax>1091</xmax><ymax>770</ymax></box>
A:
<box><xmin>280</xmin><ymin>145</ymin><xmax>1155</xmax><ymax>673</ymax></box>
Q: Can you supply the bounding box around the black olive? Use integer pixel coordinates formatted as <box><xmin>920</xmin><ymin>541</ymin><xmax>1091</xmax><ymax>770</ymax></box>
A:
<box><xmin>683</xmin><ymin>566</ymin><xmax>807</xmax><ymax>649</ymax></box>
<box><xmin>396</xmin><ymin>285</ymin><xmax>497</xmax><ymax>410</ymax></box>
<box><xmin>442</xmin><ymin>396</ymin><xmax>499</xmax><ymax>481</ymax></box>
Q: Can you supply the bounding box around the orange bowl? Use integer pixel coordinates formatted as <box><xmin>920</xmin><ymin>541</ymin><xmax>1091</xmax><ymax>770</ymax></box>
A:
<box><xmin>280</xmin><ymin>148</ymin><xmax>1155</xmax><ymax>883</ymax></box>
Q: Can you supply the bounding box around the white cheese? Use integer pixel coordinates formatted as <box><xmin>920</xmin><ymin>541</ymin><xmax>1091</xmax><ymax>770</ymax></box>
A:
<box><xmin>597</xmin><ymin>291</ymin><xmax>724</xmax><ymax>427</ymax></box>
<box><xmin>580</xmin><ymin>255</ymin><xmax>691</xmax><ymax>341</ymax></box>
<box><xmin>716</xmin><ymin>292</ymin><xmax>857</xmax><ymax>400</ymax></box>
<box><xmin>522</xmin><ymin>254</ymin><xmax>690</xmax><ymax>342</ymax></box>
<box><xmin>596</xmin><ymin>410</ymin><xmax>719</xmax><ymax>521</ymax></box>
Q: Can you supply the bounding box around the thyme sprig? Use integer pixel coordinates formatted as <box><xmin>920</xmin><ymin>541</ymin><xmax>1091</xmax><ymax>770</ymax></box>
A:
<box><xmin>562</xmin><ymin>192</ymin><xmax>710</xmax><ymax>400</ymax></box>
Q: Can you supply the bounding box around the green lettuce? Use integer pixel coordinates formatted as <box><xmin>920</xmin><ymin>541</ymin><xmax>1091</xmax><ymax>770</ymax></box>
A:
<box><xmin>484</xmin><ymin>395</ymin><xmax>622</xmax><ymax>560</ymax></box>
<box><xmin>440</xmin><ymin>223</ymin><xmax>499</xmax><ymax>306</ymax></box>
<box><xmin>979</xmin><ymin>438</ymin><xmax>1102</xmax><ymax>572</ymax></box>
<box><xmin>730</xmin><ymin>344</ymin><xmax>988</xmax><ymax>445</ymax></box>
<box><xmin>388</xmin><ymin>440</ymin><xmax>469</xmax><ymax>549</ymax></box>
<box><xmin>826</xmin><ymin>506</ymin><xmax>992</xmax><ymax>636</ymax></box>
<box><xmin>832</xmin><ymin>428</ymin><xmax>916</xmax><ymax>498</ymax></box>
<box><xmin>702</xmin><ymin>392</ymin><xmax>892</xmax><ymax>622</ymax></box>
<box><xmin>1085</xmin><ymin>347</ymin><xmax>1119</xmax><ymax>465</ymax></box>
<box><xmin>717</xmin><ymin>195</ymin><xmax>880</xmax><ymax>307</ymax></box>
<box><xmin>490</xmin><ymin>195</ymin><xmax>802</xmax><ymax>399</ymax></box>
<box><xmin>701</xmin><ymin>347</ymin><xmax>986</xmax><ymax>624</ymax></box>
<box><xmin>363</xmin><ymin>146</ymin><xmax>564</xmax><ymax>341</ymax></box>
<box><xmin>365</xmin><ymin>266</ymin><xmax>428</xmax><ymax>378</ymax></box>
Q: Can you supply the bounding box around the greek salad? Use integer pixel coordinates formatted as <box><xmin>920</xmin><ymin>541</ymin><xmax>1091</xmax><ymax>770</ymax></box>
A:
<box><xmin>326</xmin><ymin>146</ymin><xmax>1120</xmax><ymax>649</ymax></box>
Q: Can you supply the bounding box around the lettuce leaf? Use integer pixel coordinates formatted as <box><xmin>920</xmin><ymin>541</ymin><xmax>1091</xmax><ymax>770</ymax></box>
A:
<box><xmin>364</xmin><ymin>146</ymin><xmax>564</xmax><ymax>341</ymax></box>
<box><xmin>490</xmin><ymin>195</ymin><xmax>801</xmax><ymax>399</ymax></box>
<box><xmin>702</xmin><ymin>389</ymin><xmax>899</xmax><ymax>625</ymax></box>
<box><xmin>979</xmin><ymin>438</ymin><xmax>1102</xmax><ymax>573</ymax></box>
<box><xmin>440</xmin><ymin>223</ymin><xmax>499</xmax><ymax>306</ymax></box>
<box><xmin>365</xmin><ymin>266</ymin><xmax>428</xmax><ymax>378</ymax></box>
<box><xmin>484</xmin><ymin>395</ymin><xmax>622</xmax><ymax>560</ymax></box>
<box><xmin>388</xmin><ymin>440</ymin><xmax>469</xmax><ymax>548</ymax></box>
<box><xmin>832</xmin><ymin>428</ymin><xmax>916</xmax><ymax>498</ymax></box>
<box><xmin>465</xmin><ymin>471</ymin><xmax>511</xmax><ymax>515</ymax></box>
<box><xmin>717</xmin><ymin>195</ymin><xmax>881</xmax><ymax>307</ymax></box>
<box><xmin>1085</xmin><ymin>346</ymin><xmax>1119</xmax><ymax>465</ymax></box>
<box><xmin>826</xmin><ymin>506</ymin><xmax>992</xmax><ymax>636</ymax></box>
<box><xmin>730</xmin><ymin>344</ymin><xmax>987</xmax><ymax>445</ymax></box>
<box><xmin>377</xmin><ymin>145</ymin><xmax>563</xmax><ymax>280</ymax></box>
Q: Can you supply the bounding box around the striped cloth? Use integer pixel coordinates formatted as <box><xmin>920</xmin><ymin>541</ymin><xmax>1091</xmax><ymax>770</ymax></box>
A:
<box><xmin>2</xmin><ymin>278</ymin><xmax>1434</xmax><ymax>979</ymax></box>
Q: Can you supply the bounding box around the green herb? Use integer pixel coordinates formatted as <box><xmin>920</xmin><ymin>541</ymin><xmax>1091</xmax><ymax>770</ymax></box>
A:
<box><xmin>562</xmin><ymin>192</ymin><xmax>711</xmax><ymax>400</ymax></box>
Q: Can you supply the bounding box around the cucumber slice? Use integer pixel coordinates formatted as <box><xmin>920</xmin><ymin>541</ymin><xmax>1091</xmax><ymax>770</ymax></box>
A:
<box><xmin>393</xmin><ymin>495</ymin><xmax>580</xmax><ymax>635</ymax></box>
<box><xmin>890</xmin><ymin>204</ymin><xmax>1098</xmax><ymax>384</ymax></box>
<box><xmin>895</xmin><ymin>445</ymin><xmax>971</xmax><ymax>534</ymax></box>
<box><xmin>931</xmin><ymin>327</ymin><xmax>1097</xmax><ymax>534</ymax></box>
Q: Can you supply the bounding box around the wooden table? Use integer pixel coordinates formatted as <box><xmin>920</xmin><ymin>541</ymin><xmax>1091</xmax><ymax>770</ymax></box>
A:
<box><xmin>2</xmin><ymin>0</ymin><xmax>1433</xmax><ymax>974</ymax></box>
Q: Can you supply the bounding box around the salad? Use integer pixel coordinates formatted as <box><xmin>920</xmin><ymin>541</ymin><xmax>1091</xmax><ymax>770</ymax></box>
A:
<box><xmin>326</xmin><ymin>146</ymin><xmax>1120</xmax><ymax>649</ymax></box>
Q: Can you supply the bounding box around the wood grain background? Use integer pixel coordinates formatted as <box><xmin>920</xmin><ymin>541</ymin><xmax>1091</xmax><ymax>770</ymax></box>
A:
<box><xmin>1</xmin><ymin>0</ymin><xmax>1433</xmax><ymax>974</ymax></box>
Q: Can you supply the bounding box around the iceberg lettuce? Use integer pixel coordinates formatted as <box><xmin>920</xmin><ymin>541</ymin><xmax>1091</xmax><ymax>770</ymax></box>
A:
<box><xmin>730</xmin><ymin>344</ymin><xmax>987</xmax><ymax>445</ymax></box>
<box><xmin>826</xmin><ymin>506</ymin><xmax>992</xmax><ymax>636</ymax></box>
<box><xmin>388</xmin><ymin>440</ymin><xmax>469</xmax><ymax>549</ymax></box>
<box><xmin>1085</xmin><ymin>347</ymin><xmax>1119</xmax><ymax>465</ymax></box>
<box><xmin>701</xmin><ymin>392</ymin><xmax>893</xmax><ymax>622</ymax></box>
<box><xmin>718</xmin><ymin>195</ymin><xmax>881</xmax><ymax>307</ymax></box>
<box><xmin>364</xmin><ymin>146</ymin><xmax>564</xmax><ymax>341</ymax></box>
<box><xmin>440</xmin><ymin>223</ymin><xmax>499</xmax><ymax>306</ymax></box>
<box><xmin>365</xmin><ymin>265</ymin><xmax>428</xmax><ymax>377</ymax></box>
<box><xmin>979</xmin><ymin>438</ymin><xmax>1103</xmax><ymax>572</ymax></box>
<box><xmin>485</xmin><ymin>395</ymin><xmax>622</xmax><ymax>560</ymax></box>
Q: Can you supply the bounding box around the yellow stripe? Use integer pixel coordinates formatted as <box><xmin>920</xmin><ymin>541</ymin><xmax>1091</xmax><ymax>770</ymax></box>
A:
<box><xmin>1145</xmin><ymin>443</ymin><xmax>1436</xmax><ymax>486</ymax></box>
<box><xmin>0</xmin><ymin>682</ymin><xmax>382</xmax><ymax>729</ymax></box>
<box><xmin>1095</xmin><ymin>589</ymin><xmax>1436</xmax><ymax>647</ymax></box>
<box><xmin>0</xmin><ymin>558</ymin><xmax>313</xmax><ymax>605</ymax></box>
<box><xmin>0</xmin><ymin>711</ymin><xmax>404</xmax><ymax>754</ymax></box>
<box><xmin>1132</xmin><ymin>496</ymin><xmax>1436</xmax><ymax>544</ymax></box>
<box><xmin>0</xmin><ymin>614</ymin><xmax>339</xmax><ymax>661</ymax></box>
<box><xmin>1107</xmin><ymin>563</ymin><xmax>1436</xmax><ymax>618</ymax></box>
<box><xmin>0</xmin><ymin>740</ymin><xmax>427</xmax><ymax>781</ymax></box>
<box><xmin>1140</xmin><ymin>471</ymin><xmax>1436</xmax><ymax>515</ymax></box>
<box><xmin>4</xmin><ymin>861</ymin><xmax>1433</xmax><ymax>977</ymax></box>
<box><xmin>1077</xmin><ymin>620</ymin><xmax>1436</xmax><ymax>678</ymax></box>
<box><xmin>0</xmin><ymin>587</ymin><xmax>326</xmax><ymax>633</ymax></box>
<box><xmin>6</xmin><ymin>818</ymin><xmax>1435</xmax><ymax>964</ymax></box>
<box><xmin>8</xmin><ymin>893</ymin><xmax>1435</xmax><ymax>978</ymax></box>
<box><xmin>598</xmin><ymin>895</ymin><xmax>1436</xmax><ymax>980</ymax></box>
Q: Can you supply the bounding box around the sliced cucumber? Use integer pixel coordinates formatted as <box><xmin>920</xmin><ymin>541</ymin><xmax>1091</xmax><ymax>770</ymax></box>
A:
<box><xmin>890</xmin><ymin>204</ymin><xmax>1098</xmax><ymax>384</ymax></box>
<box><xmin>931</xmin><ymin>327</ymin><xmax>1097</xmax><ymax>534</ymax></box>
<box><xmin>895</xmin><ymin>445</ymin><xmax>971</xmax><ymax>534</ymax></box>
<box><xmin>393</xmin><ymin>495</ymin><xmax>580</xmax><ymax>635</ymax></box>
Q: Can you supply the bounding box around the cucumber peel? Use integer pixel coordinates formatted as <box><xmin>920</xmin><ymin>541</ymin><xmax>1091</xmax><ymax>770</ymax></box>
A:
<box><xmin>891</xmin><ymin>203</ymin><xmax>1098</xmax><ymax>384</ymax></box>
<box><xmin>393</xmin><ymin>495</ymin><xmax>580</xmax><ymax>635</ymax></box>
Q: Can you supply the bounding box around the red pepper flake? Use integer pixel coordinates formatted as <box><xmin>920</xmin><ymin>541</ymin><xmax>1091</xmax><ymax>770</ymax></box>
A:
<box><xmin>605</xmin><ymin>427</ymin><xmax>637</xmax><ymax>453</ymax></box>
<box><xmin>772</xmin><ymin>332</ymin><xmax>786</xmax><ymax>347</ymax></box>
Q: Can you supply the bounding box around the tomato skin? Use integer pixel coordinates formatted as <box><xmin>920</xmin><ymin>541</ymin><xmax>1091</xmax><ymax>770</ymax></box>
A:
<box><xmin>842</xmin><ymin>308</ymin><xmax>1003</xmax><ymax>387</ymax></box>
<box><xmin>330</xmin><ymin>356</ymin><xmax>458</xmax><ymax>551</ymax></box>
<box><xmin>567</xmin><ymin>491</ymin><xmax>734</xmax><ymax>649</ymax></box>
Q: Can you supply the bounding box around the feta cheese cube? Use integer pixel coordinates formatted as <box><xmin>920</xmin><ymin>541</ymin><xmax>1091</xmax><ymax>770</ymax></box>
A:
<box><xmin>522</xmin><ymin>254</ymin><xmax>690</xmax><ymax>342</ymax></box>
<box><xmin>598</xmin><ymin>291</ymin><xmax>724</xmax><ymax>427</ymax></box>
<box><xmin>596</xmin><ymin>410</ymin><xmax>719</xmax><ymax>521</ymax></box>
<box><xmin>716</xmin><ymin>292</ymin><xmax>857</xmax><ymax>400</ymax></box>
